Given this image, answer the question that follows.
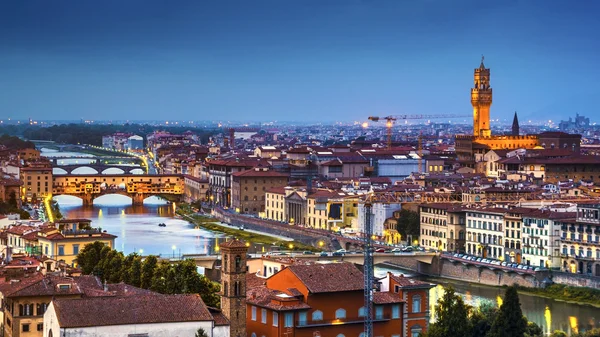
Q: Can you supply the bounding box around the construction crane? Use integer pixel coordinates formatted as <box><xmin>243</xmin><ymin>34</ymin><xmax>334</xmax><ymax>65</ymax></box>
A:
<box><xmin>367</xmin><ymin>114</ymin><xmax>471</xmax><ymax>149</ymax></box>
<box><xmin>363</xmin><ymin>196</ymin><xmax>375</xmax><ymax>337</ymax></box>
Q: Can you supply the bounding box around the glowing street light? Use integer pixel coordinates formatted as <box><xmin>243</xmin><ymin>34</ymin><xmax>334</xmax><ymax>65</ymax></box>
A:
<box><xmin>172</xmin><ymin>245</ymin><xmax>177</xmax><ymax>258</ymax></box>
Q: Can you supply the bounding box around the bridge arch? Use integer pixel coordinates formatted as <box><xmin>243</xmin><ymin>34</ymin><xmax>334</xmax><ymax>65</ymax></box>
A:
<box><xmin>130</xmin><ymin>168</ymin><xmax>144</xmax><ymax>175</ymax></box>
<box><xmin>102</xmin><ymin>167</ymin><xmax>125</xmax><ymax>175</ymax></box>
<box><xmin>53</xmin><ymin>167</ymin><xmax>68</xmax><ymax>175</ymax></box>
<box><xmin>71</xmin><ymin>167</ymin><xmax>99</xmax><ymax>175</ymax></box>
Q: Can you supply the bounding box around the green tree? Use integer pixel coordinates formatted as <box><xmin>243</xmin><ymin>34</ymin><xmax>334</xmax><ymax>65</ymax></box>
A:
<box><xmin>8</xmin><ymin>191</ymin><xmax>17</xmax><ymax>209</ymax></box>
<box><xmin>525</xmin><ymin>321</ymin><xmax>544</xmax><ymax>337</ymax></box>
<box><xmin>425</xmin><ymin>285</ymin><xmax>472</xmax><ymax>337</ymax></box>
<box><xmin>129</xmin><ymin>255</ymin><xmax>143</xmax><ymax>288</ymax></box>
<box><xmin>549</xmin><ymin>331</ymin><xmax>567</xmax><ymax>337</ymax></box>
<box><xmin>76</xmin><ymin>241</ymin><xmax>107</xmax><ymax>274</ymax></box>
<box><xmin>141</xmin><ymin>255</ymin><xmax>158</xmax><ymax>289</ymax></box>
<box><xmin>470</xmin><ymin>300</ymin><xmax>497</xmax><ymax>337</ymax></box>
<box><xmin>195</xmin><ymin>328</ymin><xmax>208</xmax><ymax>337</ymax></box>
<box><xmin>395</xmin><ymin>209</ymin><xmax>420</xmax><ymax>238</ymax></box>
<box><xmin>106</xmin><ymin>252</ymin><xmax>125</xmax><ymax>284</ymax></box>
<box><xmin>488</xmin><ymin>286</ymin><xmax>527</xmax><ymax>337</ymax></box>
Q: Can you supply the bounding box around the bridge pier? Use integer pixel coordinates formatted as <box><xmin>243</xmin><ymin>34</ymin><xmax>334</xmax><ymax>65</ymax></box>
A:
<box><xmin>81</xmin><ymin>193</ymin><xmax>95</xmax><ymax>206</ymax></box>
<box><xmin>132</xmin><ymin>193</ymin><xmax>145</xmax><ymax>206</ymax></box>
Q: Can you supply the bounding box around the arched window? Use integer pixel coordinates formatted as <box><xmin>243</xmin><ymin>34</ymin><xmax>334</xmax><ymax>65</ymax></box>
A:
<box><xmin>412</xmin><ymin>295</ymin><xmax>422</xmax><ymax>313</ymax></box>
<box><xmin>49</xmin><ymin>331</ymin><xmax>53</xmax><ymax>337</ymax></box>
<box><xmin>251</xmin><ymin>333</ymin><xmax>257</xmax><ymax>337</ymax></box>
<box><xmin>336</xmin><ymin>335</ymin><xmax>346</xmax><ymax>337</ymax></box>
<box><xmin>359</xmin><ymin>333</ymin><xmax>366</xmax><ymax>337</ymax></box>
<box><xmin>335</xmin><ymin>308</ymin><xmax>346</xmax><ymax>319</ymax></box>
<box><xmin>411</xmin><ymin>324</ymin><xmax>423</xmax><ymax>337</ymax></box>
<box><xmin>312</xmin><ymin>310</ymin><xmax>323</xmax><ymax>321</ymax></box>
<box><xmin>235</xmin><ymin>255</ymin><xmax>242</xmax><ymax>271</ymax></box>
<box><xmin>358</xmin><ymin>306</ymin><xmax>366</xmax><ymax>317</ymax></box>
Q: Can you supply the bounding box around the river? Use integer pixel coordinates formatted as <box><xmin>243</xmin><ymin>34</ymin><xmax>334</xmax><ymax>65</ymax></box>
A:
<box><xmin>56</xmin><ymin>197</ymin><xmax>600</xmax><ymax>335</ymax></box>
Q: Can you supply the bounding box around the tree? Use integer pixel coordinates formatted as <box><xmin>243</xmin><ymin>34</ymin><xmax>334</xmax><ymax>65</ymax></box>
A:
<box><xmin>129</xmin><ymin>255</ymin><xmax>143</xmax><ymax>288</ymax></box>
<box><xmin>488</xmin><ymin>286</ymin><xmax>527</xmax><ymax>337</ymax></box>
<box><xmin>140</xmin><ymin>255</ymin><xmax>158</xmax><ymax>289</ymax></box>
<box><xmin>525</xmin><ymin>321</ymin><xmax>544</xmax><ymax>337</ymax></box>
<box><xmin>77</xmin><ymin>241</ymin><xmax>107</xmax><ymax>274</ymax></box>
<box><xmin>396</xmin><ymin>209</ymin><xmax>420</xmax><ymax>238</ymax></box>
<box><xmin>195</xmin><ymin>328</ymin><xmax>208</xmax><ymax>337</ymax></box>
<box><xmin>550</xmin><ymin>331</ymin><xmax>567</xmax><ymax>337</ymax></box>
<box><xmin>8</xmin><ymin>191</ymin><xmax>17</xmax><ymax>209</ymax></box>
<box><xmin>425</xmin><ymin>285</ymin><xmax>472</xmax><ymax>337</ymax></box>
<box><xmin>470</xmin><ymin>300</ymin><xmax>498</xmax><ymax>337</ymax></box>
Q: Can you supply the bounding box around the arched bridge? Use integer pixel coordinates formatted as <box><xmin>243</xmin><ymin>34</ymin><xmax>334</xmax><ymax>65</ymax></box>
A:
<box><xmin>52</xmin><ymin>174</ymin><xmax>185</xmax><ymax>205</ymax></box>
<box><xmin>54</xmin><ymin>164</ymin><xmax>145</xmax><ymax>175</ymax></box>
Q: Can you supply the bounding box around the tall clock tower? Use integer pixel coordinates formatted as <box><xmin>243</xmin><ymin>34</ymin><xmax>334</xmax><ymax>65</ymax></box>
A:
<box><xmin>220</xmin><ymin>239</ymin><xmax>248</xmax><ymax>337</ymax></box>
<box><xmin>472</xmin><ymin>56</ymin><xmax>493</xmax><ymax>137</ymax></box>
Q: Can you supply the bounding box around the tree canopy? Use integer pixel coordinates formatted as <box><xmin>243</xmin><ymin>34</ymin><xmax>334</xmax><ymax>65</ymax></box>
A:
<box><xmin>77</xmin><ymin>242</ymin><xmax>221</xmax><ymax>307</ymax></box>
<box><xmin>488</xmin><ymin>286</ymin><xmax>528</xmax><ymax>337</ymax></box>
<box><xmin>426</xmin><ymin>285</ymin><xmax>472</xmax><ymax>337</ymax></box>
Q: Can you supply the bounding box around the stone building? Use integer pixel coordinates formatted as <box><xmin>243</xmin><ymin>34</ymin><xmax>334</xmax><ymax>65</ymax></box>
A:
<box><xmin>231</xmin><ymin>167</ymin><xmax>288</xmax><ymax>215</ymax></box>
<box><xmin>220</xmin><ymin>239</ymin><xmax>249</xmax><ymax>337</ymax></box>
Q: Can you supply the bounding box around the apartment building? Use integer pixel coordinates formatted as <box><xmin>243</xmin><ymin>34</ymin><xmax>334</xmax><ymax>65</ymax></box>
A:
<box><xmin>231</xmin><ymin>167</ymin><xmax>288</xmax><ymax>215</ymax></box>
<box><xmin>521</xmin><ymin>210</ymin><xmax>574</xmax><ymax>268</ymax></box>
<box><xmin>418</xmin><ymin>204</ymin><xmax>466</xmax><ymax>252</ymax></box>
<box><xmin>465</xmin><ymin>208</ymin><xmax>505</xmax><ymax>259</ymax></box>
<box><xmin>560</xmin><ymin>204</ymin><xmax>600</xmax><ymax>276</ymax></box>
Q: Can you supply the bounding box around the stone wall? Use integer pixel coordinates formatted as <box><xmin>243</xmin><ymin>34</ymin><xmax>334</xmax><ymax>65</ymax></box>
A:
<box><xmin>212</xmin><ymin>208</ymin><xmax>333</xmax><ymax>248</ymax></box>
<box><xmin>551</xmin><ymin>272</ymin><xmax>600</xmax><ymax>288</ymax></box>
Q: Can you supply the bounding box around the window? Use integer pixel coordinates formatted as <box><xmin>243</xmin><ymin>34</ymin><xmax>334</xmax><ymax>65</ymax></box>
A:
<box><xmin>251</xmin><ymin>334</ymin><xmax>257</xmax><ymax>337</ymax></box>
<box><xmin>58</xmin><ymin>245</ymin><xmax>65</xmax><ymax>256</ymax></box>
<box><xmin>312</xmin><ymin>310</ymin><xmax>323</xmax><ymax>321</ymax></box>
<box><xmin>358</xmin><ymin>306</ymin><xmax>366</xmax><ymax>317</ymax></box>
<box><xmin>261</xmin><ymin>308</ymin><xmax>267</xmax><ymax>323</ymax></box>
<box><xmin>273</xmin><ymin>312</ymin><xmax>279</xmax><ymax>327</ymax></box>
<box><xmin>298</xmin><ymin>311</ymin><xmax>307</xmax><ymax>325</ymax></box>
<box><xmin>37</xmin><ymin>323</ymin><xmax>43</xmax><ymax>331</ymax></box>
<box><xmin>412</xmin><ymin>295</ymin><xmax>422</xmax><ymax>313</ymax></box>
<box><xmin>335</xmin><ymin>308</ymin><xmax>346</xmax><ymax>319</ymax></box>
<box><xmin>22</xmin><ymin>324</ymin><xmax>30</xmax><ymax>332</ymax></box>
<box><xmin>235</xmin><ymin>255</ymin><xmax>242</xmax><ymax>271</ymax></box>
<box><xmin>251</xmin><ymin>306</ymin><xmax>257</xmax><ymax>321</ymax></box>
<box><xmin>336</xmin><ymin>335</ymin><xmax>346</xmax><ymax>337</ymax></box>
<box><xmin>392</xmin><ymin>304</ymin><xmax>400</xmax><ymax>319</ymax></box>
<box><xmin>375</xmin><ymin>305</ymin><xmax>384</xmax><ymax>319</ymax></box>
<box><xmin>411</xmin><ymin>325</ymin><xmax>423</xmax><ymax>337</ymax></box>
<box><xmin>284</xmin><ymin>312</ymin><xmax>293</xmax><ymax>327</ymax></box>
<box><xmin>73</xmin><ymin>244</ymin><xmax>80</xmax><ymax>255</ymax></box>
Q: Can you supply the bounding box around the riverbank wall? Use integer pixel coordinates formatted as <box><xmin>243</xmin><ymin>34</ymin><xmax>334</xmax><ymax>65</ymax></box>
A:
<box><xmin>212</xmin><ymin>208</ymin><xmax>334</xmax><ymax>248</ymax></box>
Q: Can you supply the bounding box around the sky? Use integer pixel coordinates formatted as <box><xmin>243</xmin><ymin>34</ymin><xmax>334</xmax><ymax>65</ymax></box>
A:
<box><xmin>1</xmin><ymin>0</ymin><xmax>599</xmax><ymax>123</ymax></box>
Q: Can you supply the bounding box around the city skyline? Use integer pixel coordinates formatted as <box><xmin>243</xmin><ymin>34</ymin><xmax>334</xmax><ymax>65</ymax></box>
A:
<box><xmin>1</xmin><ymin>0</ymin><xmax>599</xmax><ymax>122</ymax></box>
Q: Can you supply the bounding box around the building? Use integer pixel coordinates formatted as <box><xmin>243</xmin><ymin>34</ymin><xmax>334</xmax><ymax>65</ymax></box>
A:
<box><xmin>184</xmin><ymin>175</ymin><xmax>209</xmax><ymax>203</ymax></box>
<box><xmin>245</xmin><ymin>262</ymin><xmax>432</xmax><ymax>337</ymax></box>
<box><xmin>521</xmin><ymin>210</ymin><xmax>574</xmax><ymax>268</ymax></box>
<box><xmin>35</xmin><ymin>222</ymin><xmax>116</xmax><ymax>266</ymax></box>
<box><xmin>208</xmin><ymin>158</ymin><xmax>262</xmax><ymax>207</ymax></box>
<box><xmin>126</xmin><ymin>135</ymin><xmax>144</xmax><ymax>150</ymax></box>
<box><xmin>559</xmin><ymin>204</ymin><xmax>600</xmax><ymax>276</ymax></box>
<box><xmin>419</xmin><ymin>204</ymin><xmax>466</xmax><ymax>253</ymax></box>
<box><xmin>20</xmin><ymin>162</ymin><xmax>52</xmax><ymax>203</ymax></box>
<box><xmin>465</xmin><ymin>208</ymin><xmax>505</xmax><ymax>260</ymax></box>
<box><xmin>43</xmin><ymin>294</ymin><xmax>225</xmax><ymax>337</ymax></box>
<box><xmin>220</xmin><ymin>239</ymin><xmax>249</xmax><ymax>337</ymax></box>
<box><xmin>231</xmin><ymin>167</ymin><xmax>288</xmax><ymax>215</ymax></box>
<box><xmin>359</xmin><ymin>201</ymin><xmax>402</xmax><ymax>238</ymax></box>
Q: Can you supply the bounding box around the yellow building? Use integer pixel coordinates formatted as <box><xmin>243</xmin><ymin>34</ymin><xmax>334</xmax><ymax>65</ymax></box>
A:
<box><xmin>20</xmin><ymin>164</ymin><xmax>52</xmax><ymax>203</ymax></box>
<box><xmin>36</xmin><ymin>220</ymin><xmax>116</xmax><ymax>266</ymax></box>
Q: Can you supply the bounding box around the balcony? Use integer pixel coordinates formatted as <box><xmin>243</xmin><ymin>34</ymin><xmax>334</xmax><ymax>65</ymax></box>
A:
<box><xmin>296</xmin><ymin>314</ymin><xmax>391</xmax><ymax>328</ymax></box>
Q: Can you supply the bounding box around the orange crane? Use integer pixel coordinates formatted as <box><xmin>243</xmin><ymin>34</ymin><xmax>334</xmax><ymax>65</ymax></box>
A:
<box><xmin>367</xmin><ymin>114</ymin><xmax>471</xmax><ymax>149</ymax></box>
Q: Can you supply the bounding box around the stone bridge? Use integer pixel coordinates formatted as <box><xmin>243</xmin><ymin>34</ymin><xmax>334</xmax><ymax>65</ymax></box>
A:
<box><xmin>53</xmin><ymin>164</ymin><xmax>144</xmax><ymax>175</ymax></box>
<box><xmin>52</xmin><ymin>174</ymin><xmax>185</xmax><ymax>205</ymax></box>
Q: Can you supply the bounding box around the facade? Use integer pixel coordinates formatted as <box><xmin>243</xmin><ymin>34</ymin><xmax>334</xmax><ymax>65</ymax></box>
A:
<box><xmin>220</xmin><ymin>239</ymin><xmax>249</xmax><ymax>337</ymax></box>
<box><xmin>246</xmin><ymin>262</ymin><xmax>432</xmax><ymax>337</ymax></box>
<box><xmin>231</xmin><ymin>167</ymin><xmax>288</xmax><ymax>215</ymax></box>
<box><xmin>126</xmin><ymin>135</ymin><xmax>144</xmax><ymax>150</ymax></box>
<box><xmin>560</xmin><ymin>204</ymin><xmax>600</xmax><ymax>276</ymax></box>
<box><xmin>265</xmin><ymin>187</ymin><xmax>287</xmax><ymax>222</ymax></box>
<box><xmin>21</xmin><ymin>164</ymin><xmax>52</xmax><ymax>203</ymax></box>
<box><xmin>184</xmin><ymin>175</ymin><xmax>209</xmax><ymax>203</ymax></box>
<box><xmin>358</xmin><ymin>201</ymin><xmax>402</xmax><ymax>238</ymax></box>
<box><xmin>418</xmin><ymin>204</ymin><xmax>466</xmax><ymax>252</ymax></box>
<box><xmin>465</xmin><ymin>208</ymin><xmax>505</xmax><ymax>259</ymax></box>
<box><xmin>35</xmin><ymin>225</ymin><xmax>116</xmax><ymax>266</ymax></box>
<box><xmin>208</xmin><ymin>159</ymin><xmax>261</xmax><ymax>207</ymax></box>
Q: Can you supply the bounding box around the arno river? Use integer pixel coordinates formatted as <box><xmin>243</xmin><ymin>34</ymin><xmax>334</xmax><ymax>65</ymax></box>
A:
<box><xmin>56</xmin><ymin>196</ymin><xmax>600</xmax><ymax>334</ymax></box>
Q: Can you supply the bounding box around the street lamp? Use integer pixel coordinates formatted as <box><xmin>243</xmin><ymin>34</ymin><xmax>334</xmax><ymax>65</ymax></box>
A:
<box><xmin>172</xmin><ymin>245</ymin><xmax>177</xmax><ymax>259</ymax></box>
<box><xmin>139</xmin><ymin>249</ymin><xmax>144</xmax><ymax>255</ymax></box>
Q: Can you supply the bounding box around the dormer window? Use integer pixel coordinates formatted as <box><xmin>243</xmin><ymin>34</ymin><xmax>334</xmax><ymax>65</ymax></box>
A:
<box><xmin>58</xmin><ymin>284</ymin><xmax>71</xmax><ymax>290</ymax></box>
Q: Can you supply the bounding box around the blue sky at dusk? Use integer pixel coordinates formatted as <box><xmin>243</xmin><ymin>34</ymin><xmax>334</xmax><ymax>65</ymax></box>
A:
<box><xmin>1</xmin><ymin>0</ymin><xmax>598</xmax><ymax>122</ymax></box>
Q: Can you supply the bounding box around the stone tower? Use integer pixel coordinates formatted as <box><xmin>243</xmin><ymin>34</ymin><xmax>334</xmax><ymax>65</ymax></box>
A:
<box><xmin>512</xmin><ymin>111</ymin><xmax>520</xmax><ymax>136</ymax></box>
<box><xmin>220</xmin><ymin>239</ymin><xmax>248</xmax><ymax>337</ymax></box>
<box><xmin>471</xmin><ymin>56</ymin><xmax>493</xmax><ymax>137</ymax></box>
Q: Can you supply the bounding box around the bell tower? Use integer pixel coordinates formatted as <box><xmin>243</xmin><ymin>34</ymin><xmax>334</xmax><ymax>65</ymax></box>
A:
<box><xmin>220</xmin><ymin>239</ymin><xmax>248</xmax><ymax>337</ymax></box>
<box><xmin>471</xmin><ymin>56</ymin><xmax>493</xmax><ymax>137</ymax></box>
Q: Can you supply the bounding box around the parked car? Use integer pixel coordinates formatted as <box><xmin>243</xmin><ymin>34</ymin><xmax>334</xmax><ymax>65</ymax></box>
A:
<box><xmin>336</xmin><ymin>249</ymin><xmax>347</xmax><ymax>254</ymax></box>
<box><xmin>319</xmin><ymin>252</ymin><xmax>328</xmax><ymax>257</ymax></box>
<box><xmin>375</xmin><ymin>248</ymin><xmax>385</xmax><ymax>253</ymax></box>
<box><xmin>332</xmin><ymin>251</ymin><xmax>345</xmax><ymax>256</ymax></box>
<box><xmin>302</xmin><ymin>251</ymin><xmax>314</xmax><ymax>255</ymax></box>
<box><xmin>402</xmin><ymin>247</ymin><xmax>414</xmax><ymax>252</ymax></box>
<box><xmin>391</xmin><ymin>248</ymin><xmax>403</xmax><ymax>253</ymax></box>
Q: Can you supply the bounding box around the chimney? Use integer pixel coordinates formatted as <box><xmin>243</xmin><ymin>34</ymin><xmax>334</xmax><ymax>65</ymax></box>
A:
<box><xmin>103</xmin><ymin>280</ymin><xmax>108</xmax><ymax>292</ymax></box>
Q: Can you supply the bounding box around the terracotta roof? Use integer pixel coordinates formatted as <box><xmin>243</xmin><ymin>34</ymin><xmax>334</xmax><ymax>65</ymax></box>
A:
<box><xmin>232</xmin><ymin>168</ymin><xmax>288</xmax><ymax>178</ymax></box>
<box><xmin>287</xmin><ymin>263</ymin><xmax>364</xmax><ymax>293</ymax></box>
<box><xmin>5</xmin><ymin>276</ymin><xmax>85</xmax><ymax>298</ymax></box>
<box><xmin>52</xmin><ymin>294</ymin><xmax>213</xmax><ymax>328</ymax></box>
<box><xmin>7</xmin><ymin>225</ymin><xmax>36</xmax><ymax>235</ymax></box>
<box><xmin>208</xmin><ymin>307</ymin><xmax>230</xmax><ymax>326</ymax></box>
<box><xmin>247</xmin><ymin>273</ymin><xmax>267</xmax><ymax>290</ymax></box>
<box><xmin>247</xmin><ymin>286</ymin><xmax>311</xmax><ymax>311</ymax></box>
<box><xmin>266</xmin><ymin>186</ymin><xmax>287</xmax><ymax>195</ymax></box>
<box><xmin>43</xmin><ymin>232</ymin><xmax>117</xmax><ymax>241</ymax></box>
<box><xmin>373</xmin><ymin>292</ymin><xmax>403</xmax><ymax>304</ymax></box>
<box><xmin>389</xmin><ymin>273</ymin><xmax>433</xmax><ymax>289</ymax></box>
<box><xmin>220</xmin><ymin>239</ymin><xmax>247</xmax><ymax>248</ymax></box>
